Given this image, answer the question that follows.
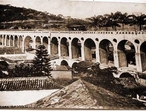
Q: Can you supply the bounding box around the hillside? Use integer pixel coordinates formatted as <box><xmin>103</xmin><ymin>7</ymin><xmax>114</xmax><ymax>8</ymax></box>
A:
<box><xmin>1</xmin><ymin>4</ymin><xmax>145</xmax><ymax>31</ymax></box>
<box><xmin>0</xmin><ymin>4</ymin><xmax>88</xmax><ymax>31</ymax></box>
<box><xmin>0</xmin><ymin>4</ymin><xmax>66</xmax><ymax>30</ymax></box>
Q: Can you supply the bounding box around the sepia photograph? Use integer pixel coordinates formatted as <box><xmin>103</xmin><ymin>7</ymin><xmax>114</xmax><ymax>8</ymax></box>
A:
<box><xmin>0</xmin><ymin>0</ymin><xmax>146</xmax><ymax>109</ymax></box>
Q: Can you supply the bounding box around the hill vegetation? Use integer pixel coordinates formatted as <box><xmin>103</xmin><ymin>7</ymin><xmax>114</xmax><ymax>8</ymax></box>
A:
<box><xmin>0</xmin><ymin>4</ymin><xmax>87</xmax><ymax>30</ymax></box>
<box><xmin>0</xmin><ymin>4</ymin><xmax>146</xmax><ymax>31</ymax></box>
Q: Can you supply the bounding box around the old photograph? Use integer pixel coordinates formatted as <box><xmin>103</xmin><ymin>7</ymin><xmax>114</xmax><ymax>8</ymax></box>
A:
<box><xmin>0</xmin><ymin>0</ymin><xmax>146</xmax><ymax>109</ymax></box>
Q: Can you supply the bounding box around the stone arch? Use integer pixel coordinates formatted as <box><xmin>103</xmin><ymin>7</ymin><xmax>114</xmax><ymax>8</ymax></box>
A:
<box><xmin>99</xmin><ymin>39</ymin><xmax>114</xmax><ymax>65</ymax></box>
<box><xmin>43</xmin><ymin>37</ymin><xmax>48</xmax><ymax>51</ymax></box>
<box><xmin>51</xmin><ymin>37</ymin><xmax>58</xmax><ymax>55</ymax></box>
<box><xmin>24</xmin><ymin>36</ymin><xmax>33</xmax><ymax>51</ymax></box>
<box><xmin>6</xmin><ymin>35</ymin><xmax>9</xmax><ymax>46</ymax></box>
<box><xmin>60</xmin><ymin>37</ymin><xmax>69</xmax><ymax>57</ymax></box>
<box><xmin>72</xmin><ymin>62</ymin><xmax>78</xmax><ymax>68</ymax></box>
<box><xmin>119</xmin><ymin>72</ymin><xmax>133</xmax><ymax>78</ymax></box>
<box><xmin>35</xmin><ymin>36</ymin><xmax>41</xmax><ymax>48</ymax></box>
<box><xmin>60</xmin><ymin>60</ymin><xmax>69</xmax><ymax>66</ymax></box>
<box><xmin>117</xmin><ymin>40</ymin><xmax>136</xmax><ymax>68</ymax></box>
<box><xmin>19</xmin><ymin>36</ymin><xmax>23</xmax><ymax>49</ymax></box>
<box><xmin>72</xmin><ymin>62</ymin><xmax>78</xmax><ymax>75</ymax></box>
<box><xmin>140</xmin><ymin>41</ymin><xmax>146</xmax><ymax>71</ymax></box>
<box><xmin>10</xmin><ymin>35</ymin><xmax>13</xmax><ymax>46</ymax></box>
<box><xmin>14</xmin><ymin>35</ymin><xmax>18</xmax><ymax>47</ymax></box>
<box><xmin>84</xmin><ymin>38</ymin><xmax>96</xmax><ymax>61</ymax></box>
<box><xmin>0</xmin><ymin>35</ymin><xmax>2</xmax><ymax>45</ymax></box>
<box><xmin>2</xmin><ymin>35</ymin><xmax>5</xmax><ymax>46</ymax></box>
<box><xmin>71</xmin><ymin>38</ymin><xmax>81</xmax><ymax>59</ymax></box>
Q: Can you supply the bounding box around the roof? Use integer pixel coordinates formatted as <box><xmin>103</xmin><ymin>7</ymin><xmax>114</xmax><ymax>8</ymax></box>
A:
<box><xmin>25</xmin><ymin>79</ymin><xmax>144</xmax><ymax>109</ymax></box>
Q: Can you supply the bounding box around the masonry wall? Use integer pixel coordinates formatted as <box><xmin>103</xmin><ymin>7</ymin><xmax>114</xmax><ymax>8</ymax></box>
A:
<box><xmin>141</xmin><ymin>52</ymin><xmax>146</xmax><ymax>71</ymax></box>
<box><xmin>1</xmin><ymin>31</ymin><xmax>146</xmax><ymax>72</ymax></box>
<box><xmin>84</xmin><ymin>47</ymin><xmax>92</xmax><ymax>61</ymax></box>
<box><xmin>99</xmin><ymin>48</ymin><xmax>108</xmax><ymax>64</ymax></box>
<box><xmin>51</xmin><ymin>71</ymin><xmax>72</xmax><ymax>80</ymax></box>
<box><xmin>118</xmin><ymin>50</ymin><xmax>127</xmax><ymax>67</ymax></box>
<box><xmin>72</xmin><ymin>46</ymin><xmax>78</xmax><ymax>58</ymax></box>
<box><xmin>61</xmin><ymin>44</ymin><xmax>68</xmax><ymax>56</ymax></box>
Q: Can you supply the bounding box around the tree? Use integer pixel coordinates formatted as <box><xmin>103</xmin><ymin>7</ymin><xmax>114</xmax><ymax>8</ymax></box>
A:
<box><xmin>87</xmin><ymin>15</ymin><xmax>104</xmax><ymax>30</ymax></box>
<box><xmin>102</xmin><ymin>12</ymin><xmax>122</xmax><ymax>31</ymax></box>
<box><xmin>136</xmin><ymin>14</ymin><xmax>146</xmax><ymax>31</ymax></box>
<box><xmin>119</xmin><ymin>12</ymin><xmax>128</xmax><ymax>30</ymax></box>
<box><xmin>126</xmin><ymin>14</ymin><xmax>138</xmax><ymax>31</ymax></box>
<box><xmin>102</xmin><ymin>14</ymin><xmax>111</xmax><ymax>31</ymax></box>
<box><xmin>75</xmin><ymin>61</ymin><xmax>93</xmax><ymax>73</ymax></box>
<box><xmin>126</xmin><ymin>14</ymin><xmax>146</xmax><ymax>31</ymax></box>
<box><xmin>32</xmin><ymin>45</ymin><xmax>52</xmax><ymax>77</ymax></box>
<box><xmin>7</xmin><ymin>63</ymin><xmax>33</xmax><ymax>77</ymax></box>
<box><xmin>66</xmin><ymin>18</ymin><xmax>88</xmax><ymax>31</ymax></box>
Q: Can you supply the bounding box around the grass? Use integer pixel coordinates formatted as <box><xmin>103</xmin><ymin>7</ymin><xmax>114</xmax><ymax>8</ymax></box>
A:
<box><xmin>0</xmin><ymin>47</ymin><xmax>22</xmax><ymax>54</ymax></box>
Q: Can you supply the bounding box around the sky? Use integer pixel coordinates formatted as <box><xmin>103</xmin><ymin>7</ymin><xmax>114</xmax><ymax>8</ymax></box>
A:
<box><xmin>0</xmin><ymin>0</ymin><xmax>146</xmax><ymax>18</ymax></box>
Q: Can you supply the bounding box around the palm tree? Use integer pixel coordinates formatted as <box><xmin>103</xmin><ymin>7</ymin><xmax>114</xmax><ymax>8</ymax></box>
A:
<box><xmin>112</xmin><ymin>11</ymin><xmax>128</xmax><ymax>31</ymax></box>
<box><xmin>97</xmin><ymin>15</ymin><xmax>105</xmax><ymax>30</ymax></box>
<box><xmin>87</xmin><ymin>16</ymin><xmax>98</xmax><ymax>30</ymax></box>
<box><xmin>126</xmin><ymin>14</ymin><xmax>138</xmax><ymax>31</ymax></box>
<box><xmin>102</xmin><ymin>14</ymin><xmax>111</xmax><ymax>31</ymax></box>
<box><xmin>104</xmin><ymin>12</ymin><xmax>123</xmax><ymax>31</ymax></box>
<box><xmin>119</xmin><ymin>12</ymin><xmax>128</xmax><ymax>30</ymax></box>
<box><xmin>126</xmin><ymin>14</ymin><xmax>146</xmax><ymax>31</ymax></box>
<box><xmin>87</xmin><ymin>15</ymin><xmax>104</xmax><ymax>30</ymax></box>
<box><xmin>137</xmin><ymin>14</ymin><xmax>146</xmax><ymax>31</ymax></box>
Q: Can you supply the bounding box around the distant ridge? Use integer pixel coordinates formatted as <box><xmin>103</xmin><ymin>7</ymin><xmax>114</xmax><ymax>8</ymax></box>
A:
<box><xmin>0</xmin><ymin>4</ymin><xmax>65</xmax><ymax>30</ymax></box>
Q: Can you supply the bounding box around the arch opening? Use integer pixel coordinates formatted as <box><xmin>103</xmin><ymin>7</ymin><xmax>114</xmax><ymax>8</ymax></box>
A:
<box><xmin>51</xmin><ymin>37</ymin><xmax>58</xmax><ymax>55</ymax></box>
<box><xmin>71</xmin><ymin>38</ymin><xmax>81</xmax><ymax>59</ymax></box>
<box><xmin>35</xmin><ymin>36</ymin><xmax>41</xmax><ymax>48</ymax></box>
<box><xmin>0</xmin><ymin>35</ymin><xmax>2</xmax><ymax>45</ymax></box>
<box><xmin>6</xmin><ymin>35</ymin><xmax>9</xmax><ymax>46</ymax></box>
<box><xmin>99</xmin><ymin>39</ymin><xmax>114</xmax><ymax>66</ymax></box>
<box><xmin>118</xmin><ymin>40</ymin><xmax>136</xmax><ymax>69</ymax></box>
<box><xmin>84</xmin><ymin>39</ymin><xmax>96</xmax><ymax>62</ymax></box>
<box><xmin>3</xmin><ymin>36</ymin><xmax>5</xmax><ymax>46</ymax></box>
<box><xmin>14</xmin><ymin>36</ymin><xmax>18</xmax><ymax>47</ymax></box>
<box><xmin>60</xmin><ymin>60</ymin><xmax>69</xmax><ymax>66</ymax></box>
<box><xmin>24</xmin><ymin>36</ymin><xmax>33</xmax><ymax>51</ymax></box>
<box><xmin>10</xmin><ymin>35</ymin><xmax>13</xmax><ymax>46</ymax></box>
<box><xmin>72</xmin><ymin>62</ymin><xmax>78</xmax><ymax>75</ymax></box>
<box><xmin>119</xmin><ymin>72</ymin><xmax>133</xmax><ymax>78</ymax></box>
<box><xmin>140</xmin><ymin>41</ymin><xmax>146</xmax><ymax>71</ymax></box>
<box><xmin>61</xmin><ymin>38</ymin><xmax>69</xmax><ymax>57</ymax></box>
<box><xmin>19</xmin><ymin>36</ymin><xmax>23</xmax><ymax>49</ymax></box>
<box><xmin>43</xmin><ymin>37</ymin><xmax>48</xmax><ymax>51</ymax></box>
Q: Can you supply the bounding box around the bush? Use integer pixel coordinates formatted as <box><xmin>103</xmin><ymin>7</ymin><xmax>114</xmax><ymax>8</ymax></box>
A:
<box><xmin>74</xmin><ymin>61</ymin><xmax>126</xmax><ymax>96</ymax></box>
<box><xmin>73</xmin><ymin>61</ymin><xmax>93</xmax><ymax>73</ymax></box>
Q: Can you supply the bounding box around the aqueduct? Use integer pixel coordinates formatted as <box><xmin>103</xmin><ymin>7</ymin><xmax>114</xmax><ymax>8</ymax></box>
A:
<box><xmin>0</xmin><ymin>30</ymin><xmax>146</xmax><ymax>72</ymax></box>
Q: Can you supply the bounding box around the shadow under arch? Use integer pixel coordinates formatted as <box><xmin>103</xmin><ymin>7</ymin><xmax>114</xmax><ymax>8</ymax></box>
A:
<box><xmin>99</xmin><ymin>39</ymin><xmax>114</xmax><ymax>66</ymax></box>
<box><xmin>140</xmin><ymin>41</ymin><xmax>146</xmax><ymax>71</ymax></box>
<box><xmin>117</xmin><ymin>40</ymin><xmax>136</xmax><ymax>69</ymax></box>
<box><xmin>84</xmin><ymin>38</ymin><xmax>96</xmax><ymax>61</ymax></box>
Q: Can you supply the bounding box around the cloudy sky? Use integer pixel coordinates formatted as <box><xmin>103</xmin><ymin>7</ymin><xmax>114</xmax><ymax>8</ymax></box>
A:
<box><xmin>0</xmin><ymin>0</ymin><xmax>146</xmax><ymax>18</ymax></box>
